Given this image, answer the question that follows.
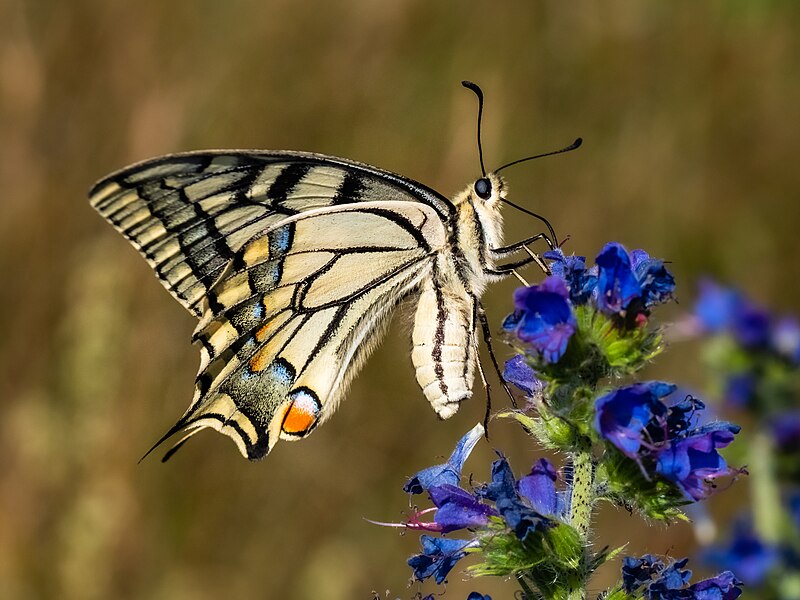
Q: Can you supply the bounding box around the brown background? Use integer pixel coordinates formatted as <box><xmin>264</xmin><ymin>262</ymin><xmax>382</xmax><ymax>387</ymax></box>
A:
<box><xmin>1</xmin><ymin>2</ymin><xmax>799</xmax><ymax>599</ymax></box>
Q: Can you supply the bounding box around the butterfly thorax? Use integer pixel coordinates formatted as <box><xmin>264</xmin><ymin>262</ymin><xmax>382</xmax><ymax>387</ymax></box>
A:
<box><xmin>448</xmin><ymin>173</ymin><xmax>506</xmax><ymax>295</ymax></box>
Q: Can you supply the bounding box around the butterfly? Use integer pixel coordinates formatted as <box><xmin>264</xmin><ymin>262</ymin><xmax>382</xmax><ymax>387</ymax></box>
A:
<box><xmin>89</xmin><ymin>81</ymin><xmax>580</xmax><ymax>461</ymax></box>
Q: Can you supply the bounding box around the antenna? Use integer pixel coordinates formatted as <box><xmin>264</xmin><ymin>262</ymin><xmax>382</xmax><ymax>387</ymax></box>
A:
<box><xmin>461</xmin><ymin>81</ymin><xmax>487</xmax><ymax>177</ymax></box>
<box><xmin>495</xmin><ymin>138</ymin><xmax>583</xmax><ymax>174</ymax></box>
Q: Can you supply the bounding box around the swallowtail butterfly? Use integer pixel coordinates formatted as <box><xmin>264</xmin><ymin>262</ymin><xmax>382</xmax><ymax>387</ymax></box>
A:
<box><xmin>89</xmin><ymin>82</ymin><xmax>580</xmax><ymax>460</ymax></box>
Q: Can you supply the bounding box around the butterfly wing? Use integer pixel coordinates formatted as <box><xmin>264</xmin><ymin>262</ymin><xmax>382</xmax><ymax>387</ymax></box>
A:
<box><xmin>89</xmin><ymin>151</ymin><xmax>454</xmax><ymax>317</ymax></box>
<box><xmin>162</xmin><ymin>201</ymin><xmax>447</xmax><ymax>459</ymax></box>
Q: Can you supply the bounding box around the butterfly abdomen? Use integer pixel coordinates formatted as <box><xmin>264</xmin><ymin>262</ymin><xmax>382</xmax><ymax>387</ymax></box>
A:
<box><xmin>411</xmin><ymin>266</ymin><xmax>477</xmax><ymax>419</ymax></box>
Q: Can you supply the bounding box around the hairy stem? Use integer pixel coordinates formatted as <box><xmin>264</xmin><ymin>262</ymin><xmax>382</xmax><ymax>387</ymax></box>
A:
<box><xmin>567</xmin><ymin>435</ymin><xmax>594</xmax><ymax>600</ymax></box>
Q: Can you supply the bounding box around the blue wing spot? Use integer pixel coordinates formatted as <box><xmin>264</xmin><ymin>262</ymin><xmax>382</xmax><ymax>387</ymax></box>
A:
<box><xmin>268</xmin><ymin>226</ymin><xmax>292</xmax><ymax>255</ymax></box>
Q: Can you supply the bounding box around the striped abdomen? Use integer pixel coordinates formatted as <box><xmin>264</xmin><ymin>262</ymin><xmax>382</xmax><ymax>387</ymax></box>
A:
<box><xmin>411</xmin><ymin>269</ymin><xmax>476</xmax><ymax>419</ymax></box>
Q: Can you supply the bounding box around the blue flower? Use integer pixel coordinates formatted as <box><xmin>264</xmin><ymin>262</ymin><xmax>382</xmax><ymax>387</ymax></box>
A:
<box><xmin>723</xmin><ymin>373</ymin><xmax>756</xmax><ymax>409</ymax></box>
<box><xmin>544</xmin><ymin>248</ymin><xmax>597</xmax><ymax>304</ymax></box>
<box><xmin>408</xmin><ymin>535</ymin><xmax>478</xmax><ymax>583</ymax></box>
<box><xmin>595</xmin><ymin>243</ymin><xmax>676</xmax><ymax>319</ymax></box>
<box><xmin>622</xmin><ymin>555</ymin><xmax>666</xmax><ymax>592</ymax></box>
<box><xmin>428</xmin><ymin>484</ymin><xmax>497</xmax><ymax>533</ymax></box>
<box><xmin>685</xmin><ymin>571</ymin><xmax>743</xmax><ymax>600</ymax></box>
<box><xmin>647</xmin><ymin>558</ymin><xmax>692</xmax><ymax>596</ymax></box>
<box><xmin>702</xmin><ymin>521</ymin><xmax>778</xmax><ymax>586</ymax></box>
<box><xmin>596</xmin><ymin>383</ymin><xmax>742</xmax><ymax>500</ymax></box>
<box><xmin>466</xmin><ymin>593</ymin><xmax>492</xmax><ymax>600</ymax></box>
<box><xmin>622</xmin><ymin>556</ymin><xmax>743</xmax><ymax>599</ymax></box>
<box><xmin>631</xmin><ymin>249</ymin><xmax>676</xmax><ymax>307</ymax></box>
<box><xmin>404</xmin><ymin>423</ymin><xmax>484</xmax><ymax>494</ymax></box>
<box><xmin>483</xmin><ymin>458</ymin><xmax>553</xmax><ymax>541</ymax></box>
<box><xmin>655</xmin><ymin>422</ymin><xmax>742</xmax><ymax>501</ymax></box>
<box><xmin>595</xmin><ymin>243</ymin><xmax>645</xmax><ymax>315</ymax></box>
<box><xmin>694</xmin><ymin>279</ymin><xmax>744</xmax><ymax>332</ymax></box>
<box><xmin>502</xmin><ymin>354</ymin><xmax>543</xmax><ymax>396</ymax></box>
<box><xmin>771</xmin><ymin>410</ymin><xmax>800</xmax><ymax>452</ymax></box>
<box><xmin>594</xmin><ymin>382</ymin><xmax>675</xmax><ymax>459</ymax></box>
<box><xmin>731</xmin><ymin>303</ymin><xmax>771</xmax><ymax>349</ymax></box>
<box><xmin>506</xmin><ymin>277</ymin><xmax>577</xmax><ymax>363</ymax></box>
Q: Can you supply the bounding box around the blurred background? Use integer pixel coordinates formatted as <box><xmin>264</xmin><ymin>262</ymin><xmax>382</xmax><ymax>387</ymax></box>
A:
<box><xmin>1</xmin><ymin>1</ymin><xmax>799</xmax><ymax>598</ymax></box>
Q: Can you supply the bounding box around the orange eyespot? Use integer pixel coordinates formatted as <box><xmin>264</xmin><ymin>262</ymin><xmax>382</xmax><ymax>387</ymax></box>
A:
<box><xmin>281</xmin><ymin>389</ymin><xmax>321</xmax><ymax>435</ymax></box>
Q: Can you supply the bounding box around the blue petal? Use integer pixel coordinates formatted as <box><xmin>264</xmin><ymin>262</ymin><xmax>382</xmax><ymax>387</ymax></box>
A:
<box><xmin>621</xmin><ymin>554</ymin><xmax>665</xmax><ymax>592</ymax></box>
<box><xmin>404</xmin><ymin>423</ymin><xmax>484</xmax><ymax>494</ymax></box>
<box><xmin>631</xmin><ymin>250</ymin><xmax>675</xmax><ymax>307</ymax></box>
<box><xmin>595</xmin><ymin>243</ymin><xmax>642</xmax><ymax>314</ymax></box>
<box><xmin>655</xmin><ymin>423</ymin><xmax>741</xmax><ymax>501</ymax></box>
<box><xmin>511</xmin><ymin>277</ymin><xmax>577</xmax><ymax>363</ymax></box>
<box><xmin>545</xmin><ymin>248</ymin><xmax>597</xmax><ymax>304</ymax></box>
<box><xmin>594</xmin><ymin>382</ymin><xmax>675</xmax><ymax>458</ymax></box>
<box><xmin>407</xmin><ymin>535</ymin><xmax>475</xmax><ymax>583</ymax></box>
<box><xmin>685</xmin><ymin>571</ymin><xmax>743</xmax><ymax>599</ymax></box>
<box><xmin>732</xmin><ymin>304</ymin><xmax>772</xmax><ymax>349</ymax></box>
<box><xmin>485</xmin><ymin>458</ymin><xmax>553</xmax><ymax>540</ymax></box>
<box><xmin>502</xmin><ymin>355</ymin><xmax>542</xmax><ymax>396</ymax></box>
<box><xmin>518</xmin><ymin>458</ymin><xmax>559</xmax><ymax>516</ymax></box>
<box><xmin>429</xmin><ymin>484</ymin><xmax>497</xmax><ymax>533</ymax></box>
<box><xmin>466</xmin><ymin>594</ymin><xmax>492</xmax><ymax>600</ymax></box>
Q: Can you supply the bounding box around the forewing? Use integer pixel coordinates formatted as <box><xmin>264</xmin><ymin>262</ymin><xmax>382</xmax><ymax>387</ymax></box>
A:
<box><xmin>153</xmin><ymin>201</ymin><xmax>447</xmax><ymax>460</ymax></box>
<box><xmin>89</xmin><ymin>151</ymin><xmax>453</xmax><ymax>317</ymax></box>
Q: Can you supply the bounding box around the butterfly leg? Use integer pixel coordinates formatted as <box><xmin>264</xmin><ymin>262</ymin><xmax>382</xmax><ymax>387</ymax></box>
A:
<box><xmin>488</xmin><ymin>233</ymin><xmax>553</xmax><ymax>276</ymax></box>
<box><xmin>485</xmin><ymin>251</ymin><xmax>550</xmax><ymax>277</ymax></box>
<box><xmin>491</xmin><ymin>232</ymin><xmax>554</xmax><ymax>256</ymax></box>
<box><xmin>474</xmin><ymin>299</ymin><xmax>517</xmax><ymax>411</ymax></box>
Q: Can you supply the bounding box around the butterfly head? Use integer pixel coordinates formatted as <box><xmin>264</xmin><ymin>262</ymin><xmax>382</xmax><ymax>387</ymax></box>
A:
<box><xmin>471</xmin><ymin>172</ymin><xmax>506</xmax><ymax>208</ymax></box>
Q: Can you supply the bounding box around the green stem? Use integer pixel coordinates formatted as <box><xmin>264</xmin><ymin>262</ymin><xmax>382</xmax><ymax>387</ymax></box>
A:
<box><xmin>569</xmin><ymin>436</ymin><xmax>594</xmax><ymax>540</ymax></box>
<box><xmin>567</xmin><ymin>435</ymin><xmax>594</xmax><ymax>600</ymax></box>
<box><xmin>750</xmin><ymin>426</ymin><xmax>782</xmax><ymax>543</ymax></box>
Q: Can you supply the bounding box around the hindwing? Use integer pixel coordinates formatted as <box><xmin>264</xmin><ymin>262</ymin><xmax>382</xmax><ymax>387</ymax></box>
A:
<box><xmin>157</xmin><ymin>201</ymin><xmax>447</xmax><ymax>459</ymax></box>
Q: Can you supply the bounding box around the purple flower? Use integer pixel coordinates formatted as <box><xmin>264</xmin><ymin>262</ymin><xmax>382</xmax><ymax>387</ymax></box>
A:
<box><xmin>703</xmin><ymin>522</ymin><xmax>778</xmax><ymax>586</ymax></box>
<box><xmin>466</xmin><ymin>594</ymin><xmax>492</xmax><ymax>600</ymax></box>
<box><xmin>408</xmin><ymin>535</ymin><xmax>477</xmax><ymax>583</ymax></box>
<box><xmin>594</xmin><ymin>382</ymin><xmax>676</xmax><ymax>459</ymax></box>
<box><xmin>428</xmin><ymin>484</ymin><xmax>497</xmax><ymax>533</ymax></box>
<box><xmin>502</xmin><ymin>354</ymin><xmax>543</xmax><ymax>396</ymax></box>
<box><xmin>505</xmin><ymin>277</ymin><xmax>577</xmax><ymax>363</ymax></box>
<box><xmin>404</xmin><ymin>423</ymin><xmax>484</xmax><ymax>494</ymax></box>
<box><xmin>483</xmin><ymin>458</ymin><xmax>553</xmax><ymax>541</ymax></box>
<box><xmin>655</xmin><ymin>422</ymin><xmax>742</xmax><ymax>501</ymax></box>
<box><xmin>595</xmin><ymin>243</ymin><xmax>645</xmax><ymax>315</ymax></box>
<box><xmin>544</xmin><ymin>248</ymin><xmax>597</xmax><ymax>304</ymax></box>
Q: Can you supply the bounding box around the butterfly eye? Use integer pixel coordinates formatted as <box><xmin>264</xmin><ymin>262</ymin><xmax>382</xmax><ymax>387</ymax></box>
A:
<box><xmin>474</xmin><ymin>177</ymin><xmax>492</xmax><ymax>200</ymax></box>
